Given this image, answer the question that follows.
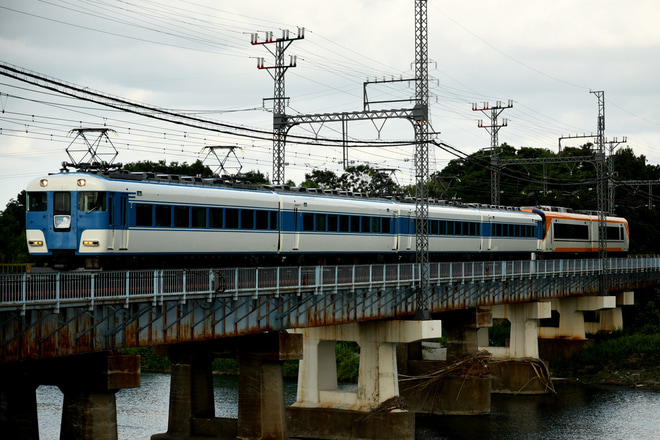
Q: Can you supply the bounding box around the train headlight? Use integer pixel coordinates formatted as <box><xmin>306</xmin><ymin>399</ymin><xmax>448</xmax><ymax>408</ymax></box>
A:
<box><xmin>77</xmin><ymin>178</ymin><xmax>87</xmax><ymax>187</ymax></box>
<box><xmin>29</xmin><ymin>240</ymin><xmax>44</xmax><ymax>247</ymax></box>
<box><xmin>83</xmin><ymin>240</ymin><xmax>99</xmax><ymax>247</ymax></box>
<box><xmin>40</xmin><ymin>179</ymin><xmax>49</xmax><ymax>187</ymax></box>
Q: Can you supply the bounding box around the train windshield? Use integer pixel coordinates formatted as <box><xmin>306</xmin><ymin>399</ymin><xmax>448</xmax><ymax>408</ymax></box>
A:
<box><xmin>78</xmin><ymin>192</ymin><xmax>107</xmax><ymax>213</ymax></box>
<box><xmin>27</xmin><ymin>192</ymin><xmax>47</xmax><ymax>211</ymax></box>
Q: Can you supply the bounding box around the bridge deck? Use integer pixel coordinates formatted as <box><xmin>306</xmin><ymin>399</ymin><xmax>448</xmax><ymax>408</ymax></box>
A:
<box><xmin>1</xmin><ymin>257</ymin><xmax>659</xmax><ymax>363</ymax></box>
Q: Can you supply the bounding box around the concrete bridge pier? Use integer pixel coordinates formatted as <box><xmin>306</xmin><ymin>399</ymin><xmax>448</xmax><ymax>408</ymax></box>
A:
<box><xmin>288</xmin><ymin>320</ymin><xmax>441</xmax><ymax>440</ymax></box>
<box><xmin>0</xmin><ymin>352</ymin><xmax>140</xmax><ymax>440</ymax></box>
<box><xmin>0</xmin><ymin>371</ymin><xmax>40</xmax><ymax>440</ymax></box>
<box><xmin>152</xmin><ymin>332</ymin><xmax>302</xmax><ymax>440</ymax></box>
<box><xmin>538</xmin><ymin>292</ymin><xmax>634</xmax><ymax>362</ymax></box>
<box><xmin>485</xmin><ymin>301</ymin><xmax>554</xmax><ymax>394</ymax></box>
<box><xmin>398</xmin><ymin>308</ymin><xmax>492</xmax><ymax>416</ymax></box>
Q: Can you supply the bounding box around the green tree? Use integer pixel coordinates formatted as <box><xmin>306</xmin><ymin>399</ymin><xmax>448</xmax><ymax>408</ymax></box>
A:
<box><xmin>0</xmin><ymin>191</ymin><xmax>29</xmax><ymax>264</ymax></box>
<box><xmin>123</xmin><ymin>159</ymin><xmax>214</xmax><ymax>177</ymax></box>
<box><xmin>301</xmin><ymin>169</ymin><xmax>341</xmax><ymax>189</ymax></box>
<box><xmin>239</xmin><ymin>170</ymin><xmax>270</xmax><ymax>185</ymax></box>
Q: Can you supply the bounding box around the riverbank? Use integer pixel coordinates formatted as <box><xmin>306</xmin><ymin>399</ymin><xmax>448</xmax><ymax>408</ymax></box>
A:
<box><xmin>550</xmin><ymin>332</ymin><xmax>660</xmax><ymax>391</ymax></box>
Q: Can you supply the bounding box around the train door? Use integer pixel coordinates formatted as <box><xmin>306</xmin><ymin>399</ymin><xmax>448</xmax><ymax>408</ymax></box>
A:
<box><xmin>391</xmin><ymin>211</ymin><xmax>398</xmax><ymax>251</ymax></box>
<box><xmin>292</xmin><ymin>204</ymin><xmax>301</xmax><ymax>250</ymax></box>
<box><xmin>109</xmin><ymin>193</ymin><xmax>129</xmax><ymax>250</ymax></box>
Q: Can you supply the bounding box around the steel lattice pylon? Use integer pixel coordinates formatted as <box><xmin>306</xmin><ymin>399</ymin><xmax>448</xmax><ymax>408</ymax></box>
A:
<box><xmin>414</xmin><ymin>0</ymin><xmax>430</xmax><ymax>318</ymax></box>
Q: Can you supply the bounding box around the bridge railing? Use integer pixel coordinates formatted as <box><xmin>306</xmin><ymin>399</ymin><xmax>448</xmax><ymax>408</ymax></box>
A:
<box><xmin>1</xmin><ymin>257</ymin><xmax>658</xmax><ymax>311</ymax></box>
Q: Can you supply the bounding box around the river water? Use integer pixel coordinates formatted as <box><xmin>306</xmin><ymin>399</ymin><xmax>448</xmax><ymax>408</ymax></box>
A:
<box><xmin>37</xmin><ymin>373</ymin><xmax>660</xmax><ymax>440</ymax></box>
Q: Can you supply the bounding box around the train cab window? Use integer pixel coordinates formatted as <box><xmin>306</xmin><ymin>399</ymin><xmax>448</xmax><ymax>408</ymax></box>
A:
<box><xmin>27</xmin><ymin>192</ymin><xmax>47</xmax><ymax>211</ymax></box>
<box><xmin>327</xmin><ymin>214</ymin><xmax>338</xmax><ymax>232</ymax></box>
<box><xmin>241</xmin><ymin>209</ymin><xmax>255</xmax><ymax>229</ymax></box>
<box><xmin>136</xmin><ymin>204</ymin><xmax>153</xmax><ymax>227</ymax></box>
<box><xmin>192</xmin><ymin>207</ymin><xmax>206</xmax><ymax>228</ymax></box>
<box><xmin>303</xmin><ymin>213</ymin><xmax>314</xmax><ymax>231</ymax></box>
<box><xmin>339</xmin><ymin>215</ymin><xmax>349</xmax><ymax>232</ymax></box>
<box><xmin>78</xmin><ymin>192</ymin><xmax>106</xmax><ymax>212</ymax></box>
<box><xmin>255</xmin><ymin>210</ymin><xmax>269</xmax><ymax>230</ymax></box>
<box><xmin>226</xmin><ymin>209</ymin><xmax>239</xmax><ymax>229</ymax></box>
<box><xmin>54</xmin><ymin>192</ymin><xmax>71</xmax><ymax>215</ymax></box>
<box><xmin>210</xmin><ymin>208</ymin><xmax>223</xmax><ymax>229</ymax></box>
<box><xmin>350</xmin><ymin>216</ymin><xmax>360</xmax><ymax>233</ymax></box>
<box><xmin>174</xmin><ymin>206</ymin><xmax>190</xmax><ymax>228</ymax></box>
<box><xmin>155</xmin><ymin>205</ymin><xmax>172</xmax><ymax>227</ymax></box>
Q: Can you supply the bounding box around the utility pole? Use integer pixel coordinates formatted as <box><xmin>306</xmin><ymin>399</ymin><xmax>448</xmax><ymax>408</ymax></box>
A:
<box><xmin>606</xmin><ymin>136</ymin><xmax>627</xmax><ymax>214</ymax></box>
<box><xmin>414</xmin><ymin>0</ymin><xmax>431</xmax><ymax>319</ymax></box>
<box><xmin>252</xmin><ymin>28</ymin><xmax>305</xmax><ymax>185</ymax></box>
<box><xmin>472</xmin><ymin>100</ymin><xmax>513</xmax><ymax>205</ymax></box>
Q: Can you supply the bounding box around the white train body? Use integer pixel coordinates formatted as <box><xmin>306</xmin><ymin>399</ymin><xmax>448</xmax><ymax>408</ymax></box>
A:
<box><xmin>24</xmin><ymin>172</ymin><xmax>627</xmax><ymax>269</ymax></box>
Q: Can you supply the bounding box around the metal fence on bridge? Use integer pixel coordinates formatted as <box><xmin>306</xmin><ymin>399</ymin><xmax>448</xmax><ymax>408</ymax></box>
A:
<box><xmin>1</xmin><ymin>257</ymin><xmax>659</xmax><ymax>312</ymax></box>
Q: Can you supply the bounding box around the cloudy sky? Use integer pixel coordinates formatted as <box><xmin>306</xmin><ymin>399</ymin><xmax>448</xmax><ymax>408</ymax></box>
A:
<box><xmin>1</xmin><ymin>0</ymin><xmax>659</xmax><ymax>208</ymax></box>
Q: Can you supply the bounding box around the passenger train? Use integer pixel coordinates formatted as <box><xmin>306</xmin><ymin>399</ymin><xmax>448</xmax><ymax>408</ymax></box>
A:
<box><xmin>25</xmin><ymin>171</ymin><xmax>630</xmax><ymax>270</ymax></box>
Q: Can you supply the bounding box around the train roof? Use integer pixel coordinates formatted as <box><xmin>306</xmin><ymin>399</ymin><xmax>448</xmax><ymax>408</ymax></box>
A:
<box><xmin>31</xmin><ymin>169</ymin><xmax>540</xmax><ymax>215</ymax></box>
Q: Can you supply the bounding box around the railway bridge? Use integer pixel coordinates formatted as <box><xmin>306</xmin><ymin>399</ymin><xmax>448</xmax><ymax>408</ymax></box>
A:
<box><xmin>1</xmin><ymin>257</ymin><xmax>659</xmax><ymax>439</ymax></box>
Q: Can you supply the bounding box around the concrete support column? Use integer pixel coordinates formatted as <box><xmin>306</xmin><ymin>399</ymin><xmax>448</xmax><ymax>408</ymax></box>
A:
<box><xmin>289</xmin><ymin>320</ymin><xmax>441</xmax><ymax>440</ymax></box>
<box><xmin>0</xmin><ymin>353</ymin><xmax>140</xmax><ymax>440</ymax></box>
<box><xmin>161</xmin><ymin>346</ymin><xmax>215</xmax><ymax>437</ymax></box>
<box><xmin>538</xmin><ymin>295</ymin><xmax>622</xmax><ymax>362</ymax></box>
<box><xmin>444</xmin><ymin>308</ymin><xmax>492</xmax><ymax>362</ymax></box>
<box><xmin>488</xmin><ymin>302</ymin><xmax>551</xmax><ymax>359</ymax></box>
<box><xmin>237</xmin><ymin>351</ymin><xmax>288</xmax><ymax>440</ymax></box>
<box><xmin>0</xmin><ymin>376</ymin><xmax>39</xmax><ymax>440</ymax></box>
<box><xmin>59</xmin><ymin>388</ymin><xmax>118</xmax><ymax>440</ymax></box>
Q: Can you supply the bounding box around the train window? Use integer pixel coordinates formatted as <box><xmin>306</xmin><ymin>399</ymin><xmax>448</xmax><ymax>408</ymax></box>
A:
<box><xmin>78</xmin><ymin>192</ymin><xmax>107</xmax><ymax>212</ymax></box>
<box><xmin>515</xmin><ymin>224</ymin><xmax>521</xmax><ymax>237</ymax></box>
<box><xmin>431</xmin><ymin>220</ymin><xmax>438</xmax><ymax>235</ymax></box>
<box><xmin>339</xmin><ymin>215</ymin><xmax>349</xmax><ymax>232</ymax></box>
<box><xmin>241</xmin><ymin>209</ymin><xmax>254</xmax><ymax>229</ymax></box>
<box><xmin>327</xmin><ymin>214</ymin><xmax>338</xmax><ymax>232</ymax></box>
<box><xmin>350</xmin><ymin>216</ymin><xmax>360</xmax><ymax>233</ymax></box>
<box><xmin>210</xmin><ymin>208</ymin><xmax>223</xmax><ymax>229</ymax></box>
<box><xmin>439</xmin><ymin>221</ymin><xmax>446</xmax><ymax>235</ymax></box>
<box><xmin>27</xmin><ymin>192</ymin><xmax>47</xmax><ymax>211</ymax></box>
<box><xmin>554</xmin><ymin>223</ymin><xmax>588</xmax><ymax>240</ymax></box>
<box><xmin>607</xmin><ymin>226</ymin><xmax>621</xmax><ymax>241</ymax></box>
<box><xmin>315</xmin><ymin>213</ymin><xmax>326</xmax><ymax>232</ymax></box>
<box><xmin>155</xmin><ymin>205</ymin><xmax>171</xmax><ymax>227</ymax></box>
<box><xmin>269</xmin><ymin>211</ymin><xmax>278</xmax><ymax>230</ymax></box>
<box><xmin>226</xmin><ymin>208</ymin><xmax>239</xmax><ymax>229</ymax></box>
<box><xmin>447</xmin><ymin>221</ymin><xmax>455</xmax><ymax>235</ymax></box>
<box><xmin>303</xmin><ymin>213</ymin><xmax>314</xmax><ymax>231</ymax></box>
<box><xmin>192</xmin><ymin>207</ymin><xmax>206</xmax><ymax>228</ymax></box>
<box><xmin>174</xmin><ymin>206</ymin><xmax>189</xmax><ymax>228</ymax></box>
<box><xmin>54</xmin><ymin>192</ymin><xmax>71</xmax><ymax>215</ymax></box>
<box><xmin>369</xmin><ymin>217</ymin><xmax>379</xmax><ymax>233</ymax></box>
<box><xmin>136</xmin><ymin>204</ymin><xmax>153</xmax><ymax>227</ymax></box>
<box><xmin>383</xmin><ymin>217</ymin><xmax>391</xmax><ymax>234</ymax></box>
<box><xmin>360</xmin><ymin>216</ymin><xmax>370</xmax><ymax>233</ymax></box>
<box><xmin>255</xmin><ymin>210</ymin><xmax>269</xmax><ymax>230</ymax></box>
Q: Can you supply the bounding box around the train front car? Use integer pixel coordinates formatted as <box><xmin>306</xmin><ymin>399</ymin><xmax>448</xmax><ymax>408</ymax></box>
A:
<box><xmin>26</xmin><ymin>173</ymin><xmax>120</xmax><ymax>269</ymax></box>
<box><xmin>525</xmin><ymin>206</ymin><xmax>629</xmax><ymax>257</ymax></box>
